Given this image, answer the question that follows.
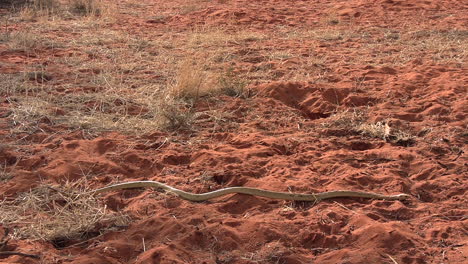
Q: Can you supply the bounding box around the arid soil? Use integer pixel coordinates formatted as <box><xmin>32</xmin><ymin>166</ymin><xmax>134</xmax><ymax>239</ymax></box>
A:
<box><xmin>0</xmin><ymin>0</ymin><xmax>467</xmax><ymax>263</ymax></box>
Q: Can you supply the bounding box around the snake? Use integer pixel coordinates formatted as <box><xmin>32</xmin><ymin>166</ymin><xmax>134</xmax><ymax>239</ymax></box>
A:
<box><xmin>90</xmin><ymin>180</ymin><xmax>411</xmax><ymax>202</ymax></box>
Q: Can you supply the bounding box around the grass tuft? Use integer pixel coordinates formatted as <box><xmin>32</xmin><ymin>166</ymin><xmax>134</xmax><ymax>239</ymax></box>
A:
<box><xmin>0</xmin><ymin>180</ymin><xmax>129</xmax><ymax>241</ymax></box>
<box><xmin>69</xmin><ymin>0</ymin><xmax>102</xmax><ymax>16</ymax></box>
<box><xmin>323</xmin><ymin>110</ymin><xmax>416</xmax><ymax>146</ymax></box>
<box><xmin>169</xmin><ymin>58</ymin><xmax>219</xmax><ymax>102</ymax></box>
<box><xmin>358</xmin><ymin>122</ymin><xmax>391</xmax><ymax>141</ymax></box>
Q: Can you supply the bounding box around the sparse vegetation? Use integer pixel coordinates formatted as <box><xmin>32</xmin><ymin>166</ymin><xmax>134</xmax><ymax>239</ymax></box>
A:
<box><xmin>0</xmin><ymin>0</ymin><xmax>465</xmax><ymax>262</ymax></box>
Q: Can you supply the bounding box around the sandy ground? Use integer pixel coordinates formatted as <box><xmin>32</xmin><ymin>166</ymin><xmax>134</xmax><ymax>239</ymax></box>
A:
<box><xmin>0</xmin><ymin>0</ymin><xmax>467</xmax><ymax>263</ymax></box>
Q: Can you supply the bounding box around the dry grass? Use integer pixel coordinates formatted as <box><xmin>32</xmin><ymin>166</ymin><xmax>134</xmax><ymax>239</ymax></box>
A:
<box><xmin>323</xmin><ymin>110</ymin><xmax>415</xmax><ymax>146</ymax></box>
<box><xmin>7</xmin><ymin>0</ymin><xmax>61</xmax><ymax>15</ymax></box>
<box><xmin>0</xmin><ymin>24</ymin><xmax>263</xmax><ymax>134</ymax></box>
<box><xmin>358</xmin><ymin>122</ymin><xmax>392</xmax><ymax>141</ymax></box>
<box><xmin>14</xmin><ymin>0</ymin><xmax>61</xmax><ymax>19</ymax></box>
<box><xmin>357</xmin><ymin>121</ymin><xmax>415</xmax><ymax>146</ymax></box>
<box><xmin>218</xmin><ymin>67</ymin><xmax>249</xmax><ymax>97</ymax></box>
<box><xmin>14</xmin><ymin>0</ymin><xmax>112</xmax><ymax>20</ymax></box>
<box><xmin>0</xmin><ymin>180</ymin><xmax>129</xmax><ymax>242</ymax></box>
<box><xmin>321</xmin><ymin>109</ymin><xmax>367</xmax><ymax>130</ymax></box>
<box><xmin>169</xmin><ymin>58</ymin><xmax>218</xmax><ymax>101</ymax></box>
<box><xmin>0</xmin><ymin>74</ymin><xmax>34</xmax><ymax>95</ymax></box>
<box><xmin>3</xmin><ymin>7</ymin><xmax>461</xmax><ymax>137</ymax></box>
<box><xmin>169</xmin><ymin>56</ymin><xmax>249</xmax><ymax>100</ymax></box>
<box><xmin>31</xmin><ymin>0</ymin><xmax>59</xmax><ymax>10</ymax></box>
<box><xmin>0</xmin><ymin>165</ymin><xmax>13</xmax><ymax>182</ymax></box>
<box><xmin>8</xmin><ymin>97</ymin><xmax>53</xmax><ymax>133</ymax></box>
<box><xmin>2</xmin><ymin>71</ymin><xmax>168</xmax><ymax>135</ymax></box>
<box><xmin>159</xmin><ymin>97</ymin><xmax>195</xmax><ymax>131</ymax></box>
<box><xmin>275</xmin><ymin>27</ymin><xmax>466</xmax><ymax>67</ymax></box>
<box><xmin>404</xmin><ymin>30</ymin><xmax>467</xmax><ymax>63</ymax></box>
<box><xmin>361</xmin><ymin>28</ymin><xmax>467</xmax><ymax>65</ymax></box>
<box><xmin>68</xmin><ymin>0</ymin><xmax>103</xmax><ymax>16</ymax></box>
<box><xmin>1</xmin><ymin>31</ymin><xmax>42</xmax><ymax>52</ymax></box>
<box><xmin>4</xmin><ymin>20</ymin><xmax>452</xmax><ymax>138</ymax></box>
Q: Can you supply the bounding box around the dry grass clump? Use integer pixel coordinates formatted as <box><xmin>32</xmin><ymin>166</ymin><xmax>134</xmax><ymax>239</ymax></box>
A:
<box><xmin>8</xmin><ymin>97</ymin><xmax>53</xmax><ymax>133</ymax></box>
<box><xmin>46</xmin><ymin>89</ymin><xmax>167</xmax><ymax>133</ymax></box>
<box><xmin>68</xmin><ymin>0</ymin><xmax>102</xmax><ymax>16</ymax></box>
<box><xmin>1</xmin><ymin>31</ymin><xmax>42</xmax><ymax>52</ymax></box>
<box><xmin>322</xmin><ymin>109</ymin><xmax>367</xmax><ymax>130</ymax></box>
<box><xmin>160</xmin><ymin>55</ymin><xmax>251</xmax><ymax>130</ymax></box>
<box><xmin>160</xmin><ymin>54</ymin><xmax>250</xmax><ymax>131</ymax></box>
<box><xmin>4</xmin><ymin>72</ymin><xmax>178</xmax><ymax>134</ymax></box>
<box><xmin>358</xmin><ymin>122</ymin><xmax>415</xmax><ymax>146</ymax></box>
<box><xmin>169</xmin><ymin>58</ymin><xmax>218</xmax><ymax>101</ymax></box>
<box><xmin>358</xmin><ymin>121</ymin><xmax>392</xmax><ymax>140</ymax></box>
<box><xmin>0</xmin><ymin>74</ymin><xmax>31</xmax><ymax>95</ymax></box>
<box><xmin>323</xmin><ymin>110</ymin><xmax>415</xmax><ymax>146</ymax></box>
<box><xmin>159</xmin><ymin>97</ymin><xmax>195</xmax><ymax>131</ymax></box>
<box><xmin>0</xmin><ymin>180</ymin><xmax>129</xmax><ymax>242</ymax></box>
<box><xmin>169</xmin><ymin>55</ymin><xmax>250</xmax><ymax>101</ymax></box>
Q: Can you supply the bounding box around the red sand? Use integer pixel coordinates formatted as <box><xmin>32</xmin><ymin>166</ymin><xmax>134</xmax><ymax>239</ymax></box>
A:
<box><xmin>1</xmin><ymin>0</ymin><xmax>467</xmax><ymax>263</ymax></box>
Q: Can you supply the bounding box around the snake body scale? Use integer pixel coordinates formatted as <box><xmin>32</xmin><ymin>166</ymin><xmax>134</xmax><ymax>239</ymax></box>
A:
<box><xmin>90</xmin><ymin>180</ymin><xmax>411</xmax><ymax>202</ymax></box>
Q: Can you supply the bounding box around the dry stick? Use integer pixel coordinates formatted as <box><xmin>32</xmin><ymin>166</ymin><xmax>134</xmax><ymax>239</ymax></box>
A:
<box><xmin>386</xmin><ymin>254</ymin><xmax>399</xmax><ymax>264</ymax></box>
<box><xmin>333</xmin><ymin>201</ymin><xmax>357</xmax><ymax>214</ymax></box>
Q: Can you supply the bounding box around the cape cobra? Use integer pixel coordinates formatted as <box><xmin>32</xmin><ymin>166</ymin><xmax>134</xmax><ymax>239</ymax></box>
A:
<box><xmin>90</xmin><ymin>180</ymin><xmax>411</xmax><ymax>202</ymax></box>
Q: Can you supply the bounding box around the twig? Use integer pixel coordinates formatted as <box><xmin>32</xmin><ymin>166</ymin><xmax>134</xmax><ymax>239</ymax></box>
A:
<box><xmin>333</xmin><ymin>201</ymin><xmax>357</xmax><ymax>214</ymax></box>
<box><xmin>155</xmin><ymin>138</ymin><xmax>168</xmax><ymax>151</ymax></box>
<box><xmin>386</xmin><ymin>254</ymin><xmax>399</xmax><ymax>264</ymax></box>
